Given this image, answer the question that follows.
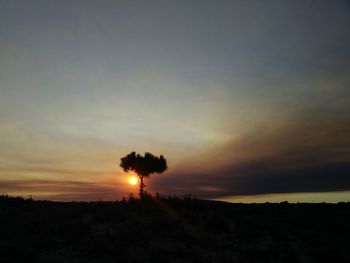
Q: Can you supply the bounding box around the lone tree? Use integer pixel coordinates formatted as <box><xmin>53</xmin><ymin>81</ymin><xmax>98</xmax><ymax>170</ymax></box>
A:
<box><xmin>120</xmin><ymin>152</ymin><xmax>167</xmax><ymax>198</ymax></box>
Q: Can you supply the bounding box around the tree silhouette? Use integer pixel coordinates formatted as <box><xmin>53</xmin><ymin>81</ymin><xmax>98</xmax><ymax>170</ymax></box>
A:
<box><xmin>120</xmin><ymin>152</ymin><xmax>167</xmax><ymax>198</ymax></box>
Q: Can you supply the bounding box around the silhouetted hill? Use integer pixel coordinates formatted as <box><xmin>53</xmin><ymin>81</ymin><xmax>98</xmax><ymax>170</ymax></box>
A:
<box><xmin>0</xmin><ymin>194</ymin><xmax>349</xmax><ymax>263</ymax></box>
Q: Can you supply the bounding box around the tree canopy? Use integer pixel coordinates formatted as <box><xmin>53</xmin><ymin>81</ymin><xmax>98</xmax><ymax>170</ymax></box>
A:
<box><xmin>120</xmin><ymin>152</ymin><xmax>167</xmax><ymax>197</ymax></box>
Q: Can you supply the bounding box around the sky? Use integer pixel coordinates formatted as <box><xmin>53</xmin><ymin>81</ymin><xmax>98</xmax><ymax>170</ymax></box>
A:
<box><xmin>0</xmin><ymin>0</ymin><xmax>349</xmax><ymax>202</ymax></box>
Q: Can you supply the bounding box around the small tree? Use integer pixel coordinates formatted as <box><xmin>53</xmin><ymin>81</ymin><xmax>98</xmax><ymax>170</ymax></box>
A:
<box><xmin>120</xmin><ymin>152</ymin><xmax>167</xmax><ymax>198</ymax></box>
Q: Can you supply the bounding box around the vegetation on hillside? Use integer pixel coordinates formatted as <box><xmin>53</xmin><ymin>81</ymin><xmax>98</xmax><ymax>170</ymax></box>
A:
<box><xmin>0</xmin><ymin>194</ymin><xmax>349</xmax><ymax>263</ymax></box>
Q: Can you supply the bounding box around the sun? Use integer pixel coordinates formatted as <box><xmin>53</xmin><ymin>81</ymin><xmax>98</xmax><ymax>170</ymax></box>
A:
<box><xmin>128</xmin><ymin>176</ymin><xmax>138</xmax><ymax>185</ymax></box>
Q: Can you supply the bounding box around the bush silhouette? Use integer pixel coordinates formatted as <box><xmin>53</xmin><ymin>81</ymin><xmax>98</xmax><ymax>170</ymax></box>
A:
<box><xmin>120</xmin><ymin>152</ymin><xmax>167</xmax><ymax>198</ymax></box>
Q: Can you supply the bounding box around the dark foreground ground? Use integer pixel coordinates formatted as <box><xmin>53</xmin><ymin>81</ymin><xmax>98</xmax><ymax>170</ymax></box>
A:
<box><xmin>0</xmin><ymin>195</ymin><xmax>349</xmax><ymax>263</ymax></box>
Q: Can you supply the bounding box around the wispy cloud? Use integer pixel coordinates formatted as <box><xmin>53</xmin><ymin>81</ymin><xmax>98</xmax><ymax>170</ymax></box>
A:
<box><xmin>151</xmin><ymin>114</ymin><xmax>350</xmax><ymax>197</ymax></box>
<box><xmin>0</xmin><ymin>179</ymin><xmax>123</xmax><ymax>201</ymax></box>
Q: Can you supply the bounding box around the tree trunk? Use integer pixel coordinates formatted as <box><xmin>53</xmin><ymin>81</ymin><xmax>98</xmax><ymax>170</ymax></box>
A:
<box><xmin>139</xmin><ymin>175</ymin><xmax>145</xmax><ymax>198</ymax></box>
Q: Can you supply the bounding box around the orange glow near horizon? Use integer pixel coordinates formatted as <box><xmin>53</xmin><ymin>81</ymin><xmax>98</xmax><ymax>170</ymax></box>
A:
<box><xmin>128</xmin><ymin>176</ymin><xmax>138</xmax><ymax>185</ymax></box>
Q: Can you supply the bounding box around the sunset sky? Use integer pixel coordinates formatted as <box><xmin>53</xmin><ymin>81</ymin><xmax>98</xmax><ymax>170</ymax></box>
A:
<box><xmin>0</xmin><ymin>0</ymin><xmax>349</xmax><ymax>201</ymax></box>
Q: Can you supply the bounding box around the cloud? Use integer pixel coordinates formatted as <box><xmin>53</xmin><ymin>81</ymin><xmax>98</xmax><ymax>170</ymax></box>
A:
<box><xmin>150</xmin><ymin>114</ymin><xmax>350</xmax><ymax>198</ymax></box>
<box><xmin>0</xmin><ymin>179</ymin><xmax>123</xmax><ymax>201</ymax></box>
